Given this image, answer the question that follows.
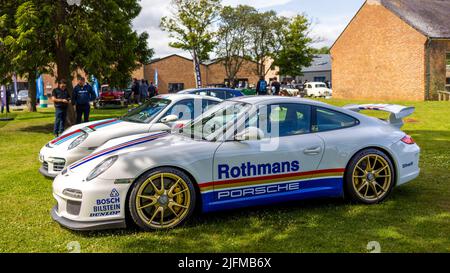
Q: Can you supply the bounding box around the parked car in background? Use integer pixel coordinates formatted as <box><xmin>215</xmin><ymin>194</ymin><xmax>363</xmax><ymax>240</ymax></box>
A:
<box><xmin>94</xmin><ymin>85</ymin><xmax>128</xmax><ymax>108</ymax></box>
<box><xmin>39</xmin><ymin>94</ymin><xmax>222</xmax><ymax>178</ymax></box>
<box><xmin>238</xmin><ymin>88</ymin><xmax>256</xmax><ymax>96</ymax></box>
<box><xmin>304</xmin><ymin>82</ymin><xmax>333</xmax><ymax>98</ymax></box>
<box><xmin>280</xmin><ymin>85</ymin><xmax>300</xmax><ymax>96</ymax></box>
<box><xmin>16</xmin><ymin>90</ymin><xmax>28</xmax><ymax>105</ymax></box>
<box><xmin>178</xmin><ymin>88</ymin><xmax>244</xmax><ymax>100</ymax></box>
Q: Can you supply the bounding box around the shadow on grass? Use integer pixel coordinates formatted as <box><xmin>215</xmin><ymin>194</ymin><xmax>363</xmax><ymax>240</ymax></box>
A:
<box><xmin>0</xmin><ymin>113</ymin><xmax>18</xmax><ymax>128</ymax></box>
<box><xmin>18</xmin><ymin>123</ymin><xmax>54</xmax><ymax>134</ymax></box>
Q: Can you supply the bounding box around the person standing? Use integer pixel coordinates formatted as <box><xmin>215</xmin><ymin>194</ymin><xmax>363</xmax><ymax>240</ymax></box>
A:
<box><xmin>1</xmin><ymin>88</ymin><xmax>11</xmax><ymax>113</ymax></box>
<box><xmin>131</xmin><ymin>78</ymin><xmax>140</xmax><ymax>104</ymax></box>
<box><xmin>148</xmin><ymin>82</ymin><xmax>157</xmax><ymax>98</ymax></box>
<box><xmin>271</xmin><ymin>77</ymin><xmax>281</xmax><ymax>96</ymax></box>
<box><xmin>139</xmin><ymin>79</ymin><xmax>149</xmax><ymax>103</ymax></box>
<box><xmin>52</xmin><ymin>79</ymin><xmax>70</xmax><ymax>137</ymax></box>
<box><xmin>256</xmin><ymin>76</ymin><xmax>268</xmax><ymax>95</ymax></box>
<box><xmin>72</xmin><ymin>77</ymin><xmax>96</xmax><ymax>124</ymax></box>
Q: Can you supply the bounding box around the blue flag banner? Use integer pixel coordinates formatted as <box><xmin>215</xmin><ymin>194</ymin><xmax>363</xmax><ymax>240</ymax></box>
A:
<box><xmin>154</xmin><ymin>69</ymin><xmax>159</xmax><ymax>87</ymax></box>
<box><xmin>90</xmin><ymin>75</ymin><xmax>99</xmax><ymax>96</ymax></box>
<box><xmin>36</xmin><ymin>75</ymin><xmax>44</xmax><ymax>98</ymax></box>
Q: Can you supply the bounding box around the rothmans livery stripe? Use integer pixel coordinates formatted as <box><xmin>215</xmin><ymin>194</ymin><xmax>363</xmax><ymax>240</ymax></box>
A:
<box><xmin>50</xmin><ymin>119</ymin><xmax>121</xmax><ymax>146</ymax></box>
<box><xmin>51</xmin><ymin>130</ymin><xmax>83</xmax><ymax>145</ymax></box>
<box><xmin>69</xmin><ymin>132</ymin><xmax>169</xmax><ymax>170</ymax></box>
<box><xmin>87</xmin><ymin>118</ymin><xmax>122</xmax><ymax>129</ymax></box>
<box><xmin>199</xmin><ymin>168</ymin><xmax>345</xmax><ymax>193</ymax></box>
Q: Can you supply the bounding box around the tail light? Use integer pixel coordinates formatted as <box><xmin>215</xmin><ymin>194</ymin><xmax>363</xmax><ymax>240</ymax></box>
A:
<box><xmin>401</xmin><ymin>135</ymin><xmax>415</xmax><ymax>145</ymax></box>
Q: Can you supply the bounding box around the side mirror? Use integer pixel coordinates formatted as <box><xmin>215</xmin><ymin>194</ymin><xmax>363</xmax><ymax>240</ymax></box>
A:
<box><xmin>160</xmin><ymin>114</ymin><xmax>179</xmax><ymax>123</ymax></box>
<box><xmin>235</xmin><ymin>127</ymin><xmax>264</xmax><ymax>141</ymax></box>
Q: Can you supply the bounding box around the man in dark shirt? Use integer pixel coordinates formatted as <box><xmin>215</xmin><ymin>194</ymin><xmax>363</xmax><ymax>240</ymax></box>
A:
<box><xmin>131</xmin><ymin>78</ymin><xmax>140</xmax><ymax>104</ymax></box>
<box><xmin>256</xmin><ymin>76</ymin><xmax>268</xmax><ymax>95</ymax></box>
<box><xmin>148</xmin><ymin>82</ymin><xmax>157</xmax><ymax>98</ymax></box>
<box><xmin>271</xmin><ymin>77</ymin><xmax>281</xmax><ymax>96</ymax></box>
<box><xmin>72</xmin><ymin>77</ymin><xmax>96</xmax><ymax>124</ymax></box>
<box><xmin>52</xmin><ymin>79</ymin><xmax>71</xmax><ymax>137</ymax></box>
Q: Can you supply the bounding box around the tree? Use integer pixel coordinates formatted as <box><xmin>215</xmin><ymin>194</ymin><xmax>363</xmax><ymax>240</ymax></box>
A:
<box><xmin>0</xmin><ymin>1</ymin><xmax>16</xmax><ymax>85</ymax></box>
<box><xmin>273</xmin><ymin>15</ymin><xmax>314</xmax><ymax>78</ymax></box>
<box><xmin>311</xmin><ymin>46</ymin><xmax>330</xmax><ymax>54</ymax></box>
<box><xmin>1</xmin><ymin>1</ymin><xmax>53</xmax><ymax>112</ymax></box>
<box><xmin>161</xmin><ymin>0</ymin><xmax>221</xmax><ymax>88</ymax></box>
<box><xmin>2</xmin><ymin>0</ymin><xmax>153</xmax><ymax>118</ymax></box>
<box><xmin>247</xmin><ymin>11</ymin><xmax>288</xmax><ymax>77</ymax></box>
<box><xmin>216</xmin><ymin>5</ymin><xmax>255</xmax><ymax>87</ymax></box>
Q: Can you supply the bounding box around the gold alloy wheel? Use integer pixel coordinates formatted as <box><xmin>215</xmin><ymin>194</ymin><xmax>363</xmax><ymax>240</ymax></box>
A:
<box><xmin>352</xmin><ymin>154</ymin><xmax>392</xmax><ymax>202</ymax></box>
<box><xmin>135</xmin><ymin>173</ymin><xmax>191</xmax><ymax>229</ymax></box>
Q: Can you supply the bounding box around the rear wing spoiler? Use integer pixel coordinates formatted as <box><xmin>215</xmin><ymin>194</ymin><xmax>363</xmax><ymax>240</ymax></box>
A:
<box><xmin>343</xmin><ymin>104</ymin><xmax>415</xmax><ymax>128</ymax></box>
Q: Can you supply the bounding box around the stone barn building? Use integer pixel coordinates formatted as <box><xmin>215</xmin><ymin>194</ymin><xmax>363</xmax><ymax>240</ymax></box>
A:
<box><xmin>331</xmin><ymin>0</ymin><xmax>450</xmax><ymax>101</ymax></box>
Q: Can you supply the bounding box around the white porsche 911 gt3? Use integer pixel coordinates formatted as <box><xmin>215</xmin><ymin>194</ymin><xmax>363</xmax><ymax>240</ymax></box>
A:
<box><xmin>51</xmin><ymin>97</ymin><xmax>420</xmax><ymax>231</ymax></box>
<box><xmin>39</xmin><ymin>94</ymin><xmax>221</xmax><ymax>177</ymax></box>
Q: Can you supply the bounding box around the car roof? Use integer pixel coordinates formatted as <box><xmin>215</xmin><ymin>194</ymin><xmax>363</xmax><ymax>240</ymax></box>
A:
<box><xmin>180</xmin><ymin>87</ymin><xmax>240</xmax><ymax>93</ymax></box>
<box><xmin>155</xmin><ymin>93</ymin><xmax>222</xmax><ymax>102</ymax></box>
<box><xmin>229</xmin><ymin>96</ymin><xmax>330</xmax><ymax>107</ymax></box>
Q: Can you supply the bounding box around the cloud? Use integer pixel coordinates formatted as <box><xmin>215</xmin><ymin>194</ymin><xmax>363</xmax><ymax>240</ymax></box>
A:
<box><xmin>133</xmin><ymin>0</ymin><xmax>348</xmax><ymax>57</ymax></box>
<box><xmin>222</xmin><ymin>0</ymin><xmax>293</xmax><ymax>9</ymax></box>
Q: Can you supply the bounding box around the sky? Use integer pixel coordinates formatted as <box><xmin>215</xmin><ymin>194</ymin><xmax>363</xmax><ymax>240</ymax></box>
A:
<box><xmin>132</xmin><ymin>0</ymin><xmax>366</xmax><ymax>58</ymax></box>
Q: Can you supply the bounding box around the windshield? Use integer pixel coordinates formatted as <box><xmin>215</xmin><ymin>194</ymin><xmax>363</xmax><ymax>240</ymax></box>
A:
<box><xmin>180</xmin><ymin>101</ymin><xmax>252</xmax><ymax>141</ymax></box>
<box><xmin>19</xmin><ymin>91</ymin><xmax>28</xmax><ymax>96</ymax></box>
<box><xmin>120</xmin><ymin>98</ymin><xmax>171</xmax><ymax>123</ymax></box>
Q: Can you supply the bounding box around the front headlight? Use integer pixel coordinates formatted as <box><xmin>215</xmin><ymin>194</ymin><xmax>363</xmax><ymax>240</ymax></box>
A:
<box><xmin>68</xmin><ymin>133</ymin><xmax>88</xmax><ymax>150</ymax></box>
<box><xmin>86</xmin><ymin>156</ymin><xmax>118</xmax><ymax>181</ymax></box>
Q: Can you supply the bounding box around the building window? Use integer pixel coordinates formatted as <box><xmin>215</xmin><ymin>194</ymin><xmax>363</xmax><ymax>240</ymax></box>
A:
<box><xmin>446</xmin><ymin>52</ymin><xmax>450</xmax><ymax>71</ymax></box>
<box><xmin>168</xmin><ymin>83</ymin><xmax>184</xmax><ymax>93</ymax></box>
<box><xmin>314</xmin><ymin>76</ymin><xmax>326</xmax><ymax>82</ymax></box>
<box><xmin>447</xmin><ymin>52</ymin><xmax>450</xmax><ymax>90</ymax></box>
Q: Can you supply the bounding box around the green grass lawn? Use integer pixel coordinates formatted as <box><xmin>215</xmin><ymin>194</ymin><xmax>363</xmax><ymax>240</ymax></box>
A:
<box><xmin>0</xmin><ymin>99</ymin><xmax>449</xmax><ymax>253</ymax></box>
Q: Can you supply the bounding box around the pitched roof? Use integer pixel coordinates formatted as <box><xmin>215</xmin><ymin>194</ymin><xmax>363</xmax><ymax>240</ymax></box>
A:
<box><xmin>380</xmin><ymin>0</ymin><xmax>450</xmax><ymax>38</ymax></box>
<box><xmin>302</xmin><ymin>54</ymin><xmax>331</xmax><ymax>73</ymax></box>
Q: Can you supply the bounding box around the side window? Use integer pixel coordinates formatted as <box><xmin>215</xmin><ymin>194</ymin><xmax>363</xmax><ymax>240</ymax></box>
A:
<box><xmin>246</xmin><ymin>103</ymin><xmax>311</xmax><ymax>138</ymax></box>
<box><xmin>314</xmin><ymin>107</ymin><xmax>358</xmax><ymax>132</ymax></box>
<box><xmin>202</xmin><ymin>100</ymin><xmax>220</xmax><ymax>114</ymax></box>
<box><xmin>208</xmin><ymin>90</ymin><xmax>225</xmax><ymax>99</ymax></box>
<box><xmin>307</xmin><ymin>84</ymin><xmax>312</xmax><ymax>89</ymax></box>
<box><xmin>196</xmin><ymin>91</ymin><xmax>208</xmax><ymax>96</ymax></box>
<box><xmin>163</xmin><ymin>99</ymin><xmax>195</xmax><ymax>121</ymax></box>
<box><xmin>225</xmin><ymin>91</ymin><xmax>235</xmax><ymax>99</ymax></box>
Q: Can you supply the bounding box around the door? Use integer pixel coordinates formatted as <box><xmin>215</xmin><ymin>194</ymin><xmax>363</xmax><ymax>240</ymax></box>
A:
<box><xmin>210</xmin><ymin>103</ymin><xmax>328</xmax><ymax>211</ymax></box>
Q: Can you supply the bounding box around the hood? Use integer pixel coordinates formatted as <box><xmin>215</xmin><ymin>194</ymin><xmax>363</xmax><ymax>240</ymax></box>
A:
<box><xmin>48</xmin><ymin>118</ymin><xmax>149</xmax><ymax>148</ymax></box>
<box><xmin>67</xmin><ymin>131</ymin><xmax>195</xmax><ymax>174</ymax></box>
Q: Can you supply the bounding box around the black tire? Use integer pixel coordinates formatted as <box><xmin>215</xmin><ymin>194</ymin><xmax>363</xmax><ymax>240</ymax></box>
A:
<box><xmin>345</xmin><ymin>148</ymin><xmax>395</xmax><ymax>204</ymax></box>
<box><xmin>129</xmin><ymin>167</ymin><xmax>196</xmax><ymax>231</ymax></box>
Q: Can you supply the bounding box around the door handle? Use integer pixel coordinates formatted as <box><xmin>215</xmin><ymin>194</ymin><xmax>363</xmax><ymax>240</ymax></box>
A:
<box><xmin>303</xmin><ymin>146</ymin><xmax>322</xmax><ymax>155</ymax></box>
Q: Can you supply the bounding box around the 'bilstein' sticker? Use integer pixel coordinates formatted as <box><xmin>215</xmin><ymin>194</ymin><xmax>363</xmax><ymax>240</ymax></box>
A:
<box><xmin>90</xmin><ymin>189</ymin><xmax>121</xmax><ymax>217</ymax></box>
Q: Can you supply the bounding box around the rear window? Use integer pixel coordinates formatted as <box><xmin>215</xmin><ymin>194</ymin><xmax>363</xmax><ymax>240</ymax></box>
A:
<box><xmin>314</xmin><ymin>107</ymin><xmax>358</xmax><ymax>132</ymax></box>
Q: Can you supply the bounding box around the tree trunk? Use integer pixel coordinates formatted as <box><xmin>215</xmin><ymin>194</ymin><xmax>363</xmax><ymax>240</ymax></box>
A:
<box><xmin>27</xmin><ymin>72</ymin><xmax>37</xmax><ymax>112</ymax></box>
<box><xmin>55</xmin><ymin>0</ymin><xmax>75</xmax><ymax>125</ymax></box>
<box><xmin>192</xmin><ymin>51</ymin><xmax>202</xmax><ymax>88</ymax></box>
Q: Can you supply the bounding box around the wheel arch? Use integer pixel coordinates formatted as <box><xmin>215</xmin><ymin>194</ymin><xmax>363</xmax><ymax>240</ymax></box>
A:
<box><xmin>343</xmin><ymin>145</ymin><xmax>399</xmax><ymax>191</ymax></box>
<box><xmin>124</xmin><ymin>165</ymin><xmax>203</xmax><ymax>224</ymax></box>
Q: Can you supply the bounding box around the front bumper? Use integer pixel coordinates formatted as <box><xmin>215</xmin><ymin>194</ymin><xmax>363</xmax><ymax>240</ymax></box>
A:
<box><xmin>39</xmin><ymin>145</ymin><xmax>91</xmax><ymax>178</ymax></box>
<box><xmin>51</xmin><ymin>172</ymin><xmax>131</xmax><ymax>231</ymax></box>
<box><xmin>39</xmin><ymin>165</ymin><xmax>58</xmax><ymax>178</ymax></box>
<box><xmin>51</xmin><ymin>205</ymin><xmax>126</xmax><ymax>231</ymax></box>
